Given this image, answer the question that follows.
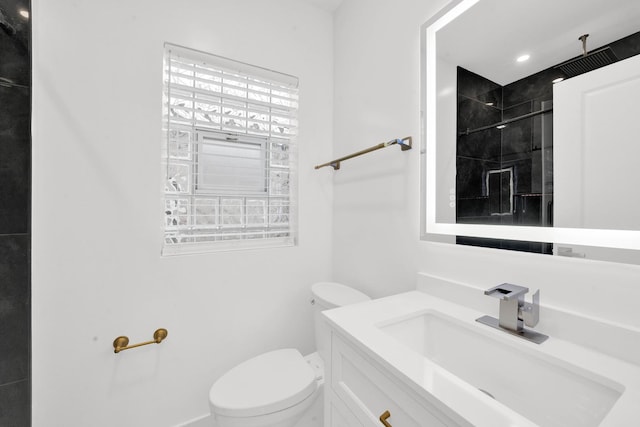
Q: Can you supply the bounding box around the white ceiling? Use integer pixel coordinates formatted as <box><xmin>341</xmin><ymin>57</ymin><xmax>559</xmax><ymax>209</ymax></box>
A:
<box><xmin>437</xmin><ymin>0</ymin><xmax>640</xmax><ymax>85</ymax></box>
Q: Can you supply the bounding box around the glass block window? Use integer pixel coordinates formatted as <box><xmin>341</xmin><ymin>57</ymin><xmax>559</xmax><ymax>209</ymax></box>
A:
<box><xmin>162</xmin><ymin>44</ymin><xmax>298</xmax><ymax>255</ymax></box>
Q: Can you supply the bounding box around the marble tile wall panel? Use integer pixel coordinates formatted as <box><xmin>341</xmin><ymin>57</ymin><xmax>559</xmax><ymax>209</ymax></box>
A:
<box><xmin>456</xmin><ymin>156</ymin><xmax>500</xmax><ymax>199</ymax></box>
<box><xmin>609</xmin><ymin>30</ymin><xmax>640</xmax><ymax>61</ymax></box>
<box><xmin>0</xmin><ymin>380</ymin><xmax>30</xmax><ymax>426</ymax></box>
<box><xmin>0</xmin><ymin>84</ymin><xmax>30</xmax><ymax>234</ymax></box>
<box><xmin>0</xmin><ymin>1</ymin><xmax>30</xmax><ymax>426</ymax></box>
<box><xmin>457</xmin><ymin>68</ymin><xmax>503</xmax><ymax>169</ymax></box>
<box><xmin>0</xmin><ymin>235</ymin><xmax>29</xmax><ymax>385</ymax></box>
<box><xmin>457</xmin><ymin>96</ymin><xmax>502</xmax><ymax>135</ymax></box>
<box><xmin>0</xmin><ymin>0</ymin><xmax>30</xmax><ymax>86</ymax></box>
<box><xmin>457</xmin><ymin>129</ymin><xmax>502</xmax><ymax>162</ymax></box>
<box><xmin>457</xmin><ymin>66</ymin><xmax>502</xmax><ymax>108</ymax></box>
<box><xmin>502</xmin><ymin>67</ymin><xmax>558</xmax><ymax>109</ymax></box>
<box><xmin>456</xmin><ymin>197</ymin><xmax>489</xmax><ymax>219</ymax></box>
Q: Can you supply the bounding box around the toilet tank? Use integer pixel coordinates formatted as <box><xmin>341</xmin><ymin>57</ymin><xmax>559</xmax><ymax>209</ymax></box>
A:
<box><xmin>311</xmin><ymin>282</ymin><xmax>370</xmax><ymax>363</ymax></box>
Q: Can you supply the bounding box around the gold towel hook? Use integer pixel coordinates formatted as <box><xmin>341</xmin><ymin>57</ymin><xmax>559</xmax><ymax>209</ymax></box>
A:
<box><xmin>113</xmin><ymin>328</ymin><xmax>168</xmax><ymax>354</ymax></box>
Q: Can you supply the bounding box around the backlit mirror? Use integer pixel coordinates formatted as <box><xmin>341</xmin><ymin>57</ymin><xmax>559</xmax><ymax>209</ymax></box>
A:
<box><xmin>421</xmin><ymin>0</ymin><xmax>640</xmax><ymax>263</ymax></box>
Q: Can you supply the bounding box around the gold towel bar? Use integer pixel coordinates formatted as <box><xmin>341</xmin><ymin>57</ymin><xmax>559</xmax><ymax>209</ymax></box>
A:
<box><xmin>113</xmin><ymin>328</ymin><xmax>168</xmax><ymax>354</ymax></box>
<box><xmin>314</xmin><ymin>136</ymin><xmax>412</xmax><ymax>170</ymax></box>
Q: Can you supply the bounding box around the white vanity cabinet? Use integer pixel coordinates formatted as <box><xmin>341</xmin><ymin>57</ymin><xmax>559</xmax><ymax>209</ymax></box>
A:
<box><xmin>323</xmin><ymin>287</ymin><xmax>640</xmax><ymax>427</ymax></box>
<box><xmin>325</xmin><ymin>329</ymin><xmax>461</xmax><ymax>427</ymax></box>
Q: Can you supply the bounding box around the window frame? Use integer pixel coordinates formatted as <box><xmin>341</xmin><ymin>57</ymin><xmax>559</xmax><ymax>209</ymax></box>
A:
<box><xmin>162</xmin><ymin>44</ymin><xmax>298</xmax><ymax>255</ymax></box>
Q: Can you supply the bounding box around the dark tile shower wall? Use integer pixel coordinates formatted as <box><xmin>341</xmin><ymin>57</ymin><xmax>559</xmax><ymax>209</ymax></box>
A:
<box><xmin>457</xmin><ymin>67</ymin><xmax>554</xmax><ymax>226</ymax></box>
<box><xmin>0</xmin><ymin>0</ymin><xmax>31</xmax><ymax>425</ymax></box>
<box><xmin>456</xmin><ymin>67</ymin><xmax>553</xmax><ymax>254</ymax></box>
<box><xmin>456</xmin><ymin>68</ymin><xmax>502</xmax><ymax>222</ymax></box>
<box><xmin>502</xmin><ymin>68</ymin><xmax>555</xmax><ymax>229</ymax></box>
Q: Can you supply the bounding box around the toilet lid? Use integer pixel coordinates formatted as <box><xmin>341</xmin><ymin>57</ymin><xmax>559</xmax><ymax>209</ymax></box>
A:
<box><xmin>312</xmin><ymin>282</ymin><xmax>370</xmax><ymax>309</ymax></box>
<box><xmin>209</xmin><ymin>348</ymin><xmax>316</xmax><ymax>417</ymax></box>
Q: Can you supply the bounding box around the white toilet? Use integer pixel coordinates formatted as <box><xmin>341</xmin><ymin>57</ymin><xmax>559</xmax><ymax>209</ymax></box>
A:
<box><xmin>209</xmin><ymin>282</ymin><xmax>370</xmax><ymax>427</ymax></box>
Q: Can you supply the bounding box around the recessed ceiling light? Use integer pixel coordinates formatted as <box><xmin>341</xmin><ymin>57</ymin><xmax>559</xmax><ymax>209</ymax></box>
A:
<box><xmin>18</xmin><ymin>9</ymin><xmax>29</xmax><ymax>19</ymax></box>
<box><xmin>552</xmin><ymin>77</ymin><xmax>564</xmax><ymax>84</ymax></box>
<box><xmin>516</xmin><ymin>54</ymin><xmax>530</xmax><ymax>63</ymax></box>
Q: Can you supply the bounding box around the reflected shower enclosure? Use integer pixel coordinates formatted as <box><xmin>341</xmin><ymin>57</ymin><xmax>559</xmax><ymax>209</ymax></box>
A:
<box><xmin>455</xmin><ymin>66</ymin><xmax>554</xmax><ymax>254</ymax></box>
<box><xmin>453</xmin><ymin>29</ymin><xmax>640</xmax><ymax>254</ymax></box>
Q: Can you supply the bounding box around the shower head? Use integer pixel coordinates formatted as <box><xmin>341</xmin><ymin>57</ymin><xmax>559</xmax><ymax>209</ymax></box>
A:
<box><xmin>554</xmin><ymin>34</ymin><xmax>618</xmax><ymax>78</ymax></box>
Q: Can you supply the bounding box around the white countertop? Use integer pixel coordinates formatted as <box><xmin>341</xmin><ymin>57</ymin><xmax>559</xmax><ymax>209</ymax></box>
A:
<box><xmin>324</xmin><ymin>291</ymin><xmax>640</xmax><ymax>427</ymax></box>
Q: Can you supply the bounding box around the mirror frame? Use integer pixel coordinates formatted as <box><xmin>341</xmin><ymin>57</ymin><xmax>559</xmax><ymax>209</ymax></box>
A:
<box><xmin>420</xmin><ymin>0</ymin><xmax>640</xmax><ymax>251</ymax></box>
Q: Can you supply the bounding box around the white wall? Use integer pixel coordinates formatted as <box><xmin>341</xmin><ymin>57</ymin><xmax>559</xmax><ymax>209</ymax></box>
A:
<box><xmin>332</xmin><ymin>0</ymin><xmax>448</xmax><ymax>296</ymax></box>
<box><xmin>332</xmin><ymin>0</ymin><xmax>640</xmax><ymax>326</ymax></box>
<box><xmin>32</xmin><ymin>1</ymin><xmax>334</xmax><ymax>426</ymax></box>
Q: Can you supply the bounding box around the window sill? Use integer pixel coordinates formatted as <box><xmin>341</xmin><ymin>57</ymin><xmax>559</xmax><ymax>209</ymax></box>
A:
<box><xmin>161</xmin><ymin>236</ymin><xmax>296</xmax><ymax>256</ymax></box>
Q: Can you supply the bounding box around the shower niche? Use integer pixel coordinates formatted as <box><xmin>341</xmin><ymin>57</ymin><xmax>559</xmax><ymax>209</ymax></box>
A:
<box><xmin>454</xmin><ymin>30</ymin><xmax>640</xmax><ymax>254</ymax></box>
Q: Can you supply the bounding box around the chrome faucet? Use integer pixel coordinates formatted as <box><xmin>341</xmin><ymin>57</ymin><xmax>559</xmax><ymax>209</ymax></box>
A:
<box><xmin>476</xmin><ymin>283</ymin><xmax>548</xmax><ymax>344</ymax></box>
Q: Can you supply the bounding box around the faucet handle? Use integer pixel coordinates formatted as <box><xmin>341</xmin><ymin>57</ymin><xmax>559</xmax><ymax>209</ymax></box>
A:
<box><xmin>520</xmin><ymin>289</ymin><xmax>540</xmax><ymax>327</ymax></box>
<box><xmin>484</xmin><ymin>283</ymin><xmax>529</xmax><ymax>301</ymax></box>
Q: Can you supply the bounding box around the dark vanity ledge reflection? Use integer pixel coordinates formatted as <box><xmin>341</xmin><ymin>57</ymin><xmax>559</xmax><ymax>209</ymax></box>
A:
<box><xmin>457</xmin><ymin>236</ymin><xmax>552</xmax><ymax>254</ymax></box>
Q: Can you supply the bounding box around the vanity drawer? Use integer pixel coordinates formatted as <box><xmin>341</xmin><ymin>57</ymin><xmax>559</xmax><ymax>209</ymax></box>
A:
<box><xmin>331</xmin><ymin>332</ymin><xmax>452</xmax><ymax>427</ymax></box>
<box><xmin>327</xmin><ymin>398</ymin><xmax>364</xmax><ymax>427</ymax></box>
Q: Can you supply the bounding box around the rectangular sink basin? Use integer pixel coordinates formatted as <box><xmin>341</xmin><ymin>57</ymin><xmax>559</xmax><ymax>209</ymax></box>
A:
<box><xmin>378</xmin><ymin>311</ymin><xmax>623</xmax><ymax>427</ymax></box>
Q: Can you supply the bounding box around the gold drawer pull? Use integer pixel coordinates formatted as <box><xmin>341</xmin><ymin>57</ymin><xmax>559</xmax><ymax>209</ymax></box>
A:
<box><xmin>380</xmin><ymin>410</ymin><xmax>392</xmax><ymax>427</ymax></box>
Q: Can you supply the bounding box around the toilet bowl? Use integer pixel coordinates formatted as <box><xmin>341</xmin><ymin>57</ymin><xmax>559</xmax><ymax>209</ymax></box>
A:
<box><xmin>209</xmin><ymin>282</ymin><xmax>370</xmax><ymax>427</ymax></box>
